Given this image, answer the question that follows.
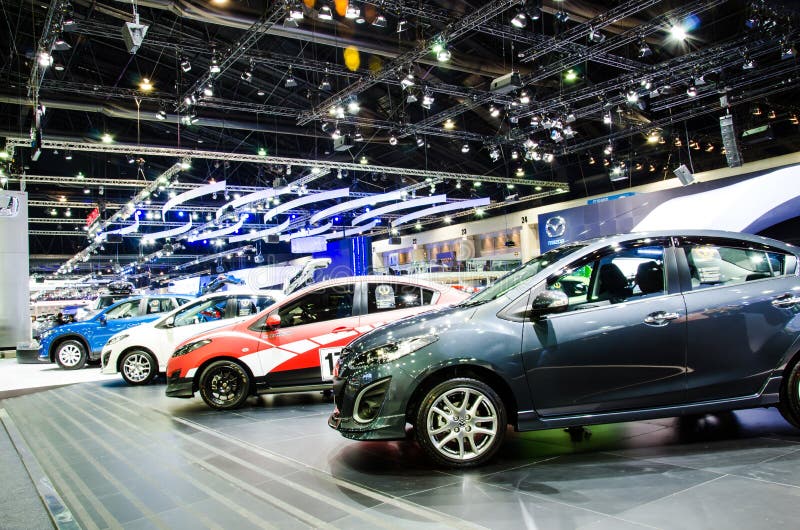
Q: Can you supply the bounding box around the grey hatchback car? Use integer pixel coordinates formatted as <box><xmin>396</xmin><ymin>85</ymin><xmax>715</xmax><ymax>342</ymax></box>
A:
<box><xmin>330</xmin><ymin>230</ymin><xmax>800</xmax><ymax>467</ymax></box>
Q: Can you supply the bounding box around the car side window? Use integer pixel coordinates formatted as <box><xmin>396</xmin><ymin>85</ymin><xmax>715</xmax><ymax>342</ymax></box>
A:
<box><xmin>233</xmin><ymin>296</ymin><xmax>273</xmax><ymax>317</ymax></box>
<box><xmin>366</xmin><ymin>283</ymin><xmax>436</xmax><ymax>313</ymax></box>
<box><xmin>679</xmin><ymin>241</ymin><xmax>797</xmax><ymax>291</ymax></box>
<box><xmin>105</xmin><ymin>300</ymin><xmax>140</xmax><ymax>320</ymax></box>
<box><xmin>546</xmin><ymin>243</ymin><xmax>667</xmax><ymax>313</ymax></box>
<box><xmin>173</xmin><ymin>298</ymin><xmax>228</xmax><ymax>326</ymax></box>
<box><xmin>148</xmin><ymin>298</ymin><xmax>176</xmax><ymax>314</ymax></box>
<box><xmin>278</xmin><ymin>285</ymin><xmax>355</xmax><ymax>328</ymax></box>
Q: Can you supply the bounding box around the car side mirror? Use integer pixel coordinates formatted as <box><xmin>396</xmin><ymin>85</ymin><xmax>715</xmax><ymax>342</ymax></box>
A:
<box><xmin>98</xmin><ymin>314</ymin><xmax>107</xmax><ymax>326</ymax></box>
<box><xmin>530</xmin><ymin>290</ymin><xmax>569</xmax><ymax>320</ymax></box>
<box><xmin>164</xmin><ymin>316</ymin><xmax>175</xmax><ymax>328</ymax></box>
<box><xmin>265</xmin><ymin>313</ymin><xmax>281</xmax><ymax>330</ymax></box>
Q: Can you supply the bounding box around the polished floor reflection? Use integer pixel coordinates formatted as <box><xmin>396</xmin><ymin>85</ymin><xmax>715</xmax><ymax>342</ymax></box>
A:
<box><xmin>4</xmin><ymin>378</ymin><xmax>800</xmax><ymax>529</ymax></box>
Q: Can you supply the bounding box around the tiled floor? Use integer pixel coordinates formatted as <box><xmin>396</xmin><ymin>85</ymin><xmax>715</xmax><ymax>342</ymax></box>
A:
<box><xmin>3</xmin><ymin>376</ymin><xmax>800</xmax><ymax>529</ymax></box>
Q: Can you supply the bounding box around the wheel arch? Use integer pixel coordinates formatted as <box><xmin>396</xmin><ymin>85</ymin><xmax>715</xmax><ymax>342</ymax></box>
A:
<box><xmin>193</xmin><ymin>355</ymin><xmax>256</xmax><ymax>395</ymax></box>
<box><xmin>405</xmin><ymin>363</ymin><xmax>519</xmax><ymax>427</ymax></box>
<box><xmin>117</xmin><ymin>345</ymin><xmax>157</xmax><ymax>373</ymax></box>
<box><xmin>50</xmin><ymin>335</ymin><xmax>90</xmax><ymax>362</ymax></box>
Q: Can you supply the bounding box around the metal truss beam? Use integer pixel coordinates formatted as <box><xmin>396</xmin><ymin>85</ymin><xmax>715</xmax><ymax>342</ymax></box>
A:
<box><xmin>177</xmin><ymin>2</ymin><xmax>286</xmax><ymax>112</ymax></box>
<box><xmin>518</xmin><ymin>0</ymin><xmax>665</xmax><ymax>64</ymax></box>
<box><xmin>298</xmin><ymin>0</ymin><xmax>521</xmax><ymax>125</ymax></box>
<box><xmin>27</xmin><ymin>0</ymin><xmax>67</xmax><ymax>100</ymax></box>
<box><xmin>4</xmin><ymin>137</ymin><xmax>565</xmax><ymax>189</ymax></box>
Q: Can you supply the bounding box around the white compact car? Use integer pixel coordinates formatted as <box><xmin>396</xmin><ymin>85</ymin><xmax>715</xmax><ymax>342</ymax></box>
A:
<box><xmin>101</xmin><ymin>292</ymin><xmax>277</xmax><ymax>385</ymax></box>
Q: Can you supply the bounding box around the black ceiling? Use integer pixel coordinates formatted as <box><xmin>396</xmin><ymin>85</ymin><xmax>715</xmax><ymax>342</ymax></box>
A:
<box><xmin>1</xmin><ymin>0</ymin><xmax>799</xmax><ymax>278</ymax></box>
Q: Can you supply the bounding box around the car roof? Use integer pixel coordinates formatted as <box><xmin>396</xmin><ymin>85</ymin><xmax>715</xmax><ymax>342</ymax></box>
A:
<box><xmin>289</xmin><ymin>275</ymin><xmax>463</xmax><ymax>294</ymax></box>
<box><xmin>576</xmin><ymin>230</ymin><xmax>798</xmax><ymax>255</ymax></box>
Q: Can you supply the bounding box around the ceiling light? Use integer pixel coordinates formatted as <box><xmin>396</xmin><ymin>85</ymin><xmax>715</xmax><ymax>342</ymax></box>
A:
<box><xmin>50</xmin><ymin>208</ymin><xmax>57</xmax><ymax>216</ymax></box>
<box><xmin>319</xmin><ymin>75</ymin><xmax>332</xmax><ymax>91</ymax></box>
<box><xmin>646</xmin><ymin>131</ymin><xmax>661</xmax><ymax>144</ymax></box>
<box><xmin>289</xmin><ymin>2</ymin><xmax>304</xmax><ymax>20</ymax></box>
<box><xmin>669</xmin><ymin>24</ymin><xmax>687</xmax><ymax>41</ymax></box>
<box><xmin>443</xmin><ymin>119</ymin><xmax>455</xmax><ymax>130</ymax></box>
<box><xmin>781</xmin><ymin>39</ymin><xmax>796</xmax><ymax>60</ymax></box>
<box><xmin>415</xmin><ymin>136</ymin><xmax>425</xmax><ymax>147</ymax></box>
<box><xmin>318</xmin><ymin>3</ymin><xmax>333</xmax><ymax>20</ymax></box>
<box><xmin>626</xmin><ymin>89</ymin><xmax>639</xmax><ymax>103</ymax></box>
<box><xmin>359</xmin><ymin>156</ymin><xmax>368</xmax><ymax>164</ymax></box>
<box><xmin>588</xmin><ymin>155</ymin><xmax>596</xmax><ymax>165</ymax></box>
<box><xmin>180</xmin><ymin>56</ymin><xmax>191</xmax><ymax>72</ymax></box>
<box><xmin>406</xmin><ymin>92</ymin><xmax>418</xmax><ymax>103</ymax></box>
<box><xmin>347</xmin><ymin>98</ymin><xmax>360</xmax><ymax>114</ymax></box>
<box><xmin>331</xmin><ymin>127</ymin><xmax>342</xmax><ymax>140</ymax></box>
<box><xmin>257</xmin><ymin>88</ymin><xmax>266</xmax><ymax>96</ymax></box>
<box><xmin>742</xmin><ymin>53</ymin><xmax>755</xmax><ymax>70</ymax></box>
<box><xmin>511</xmin><ymin>9</ymin><xmax>527</xmax><ymax>28</ymax></box>
<box><xmin>372</xmin><ymin>13</ymin><xmax>387</xmax><ymax>28</ymax></box>
<box><xmin>638</xmin><ymin>39</ymin><xmax>653</xmax><ymax>58</ymax></box>
<box><xmin>705</xmin><ymin>143</ymin><xmax>715</xmax><ymax>152</ymax></box>
<box><xmin>389</xmin><ymin>134</ymin><xmax>398</xmax><ymax>146</ymax></box>
<box><xmin>354</xmin><ymin>129</ymin><xmax>364</xmax><ymax>142</ymax></box>
<box><xmin>138</xmin><ymin>77</ymin><xmax>153</xmax><ymax>92</ymax></box>
<box><xmin>397</xmin><ymin>18</ymin><xmax>408</xmax><ymax>32</ymax></box>
<box><xmin>489</xmin><ymin>105</ymin><xmax>501</xmax><ymax>118</ymax></box>
<box><xmin>603</xmin><ymin>142</ymin><xmax>613</xmax><ymax>155</ymax></box>
<box><xmin>461</xmin><ymin>143</ymin><xmax>470</xmax><ymax>153</ymax></box>
<box><xmin>489</xmin><ymin>146</ymin><xmax>500</xmax><ymax>161</ymax></box>
<box><xmin>53</xmin><ymin>62</ymin><xmax>65</xmax><ymax>71</ymax></box>
<box><xmin>511</xmin><ymin>150</ymin><xmax>519</xmax><ymax>160</ymax></box>
<box><xmin>603</xmin><ymin>111</ymin><xmax>612</xmax><ymax>124</ymax></box>
<box><xmin>156</xmin><ymin>108</ymin><xmax>166</xmax><ymax>120</ymax></box>
<box><xmin>63</xmin><ymin>150</ymin><xmax>72</xmax><ymax>160</ymax></box>
<box><xmin>564</xmin><ymin>68</ymin><xmax>579</xmax><ymax>82</ymax></box>
<box><xmin>65</xmin><ymin>208</ymin><xmax>72</xmax><ymax>217</ymax></box>
<box><xmin>53</xmin><ymin>36</ymin><xmax>71</xmax><ymax>51</ymax></box>
<box><xmin>421</xmin><ymin>91</ymin><xmax>435</xmax><ymax>109</ymax></box>
<box><xmin>400</xmin><ymin>72</ymin><xmax>415</xmax><ymax>90</ymax></box>
<box><xmin>241</xmin><ymin>63</ymin><xmax>253</xmax><ymax>82</ymax></box>
<box><xmin>609</xmin><ymin>164</ymin><xmax>626</xmax><ymax>181</ymax></box>
<box><xmin>588</xmin><ymin>28</ymin><xmax>605</xmax><ymax>43</ymax></box>
<box><xmin>515</xmin><ymin>167</ymin><xmax>524</xmax><ymax>177</ymax></box>
<box><xmin>203</xmin><ymin>83</ymin><xmax>214</xmax><ymax>97</ymax></box>
<box><xmin>674</xmin><ymin>136</ymin><xmax>683</xmax><ymax>147</ymax></box>
<box><xmin>554</xmin><ymin>11</ymin><xmax>569</xmax><ymax>24</ymax></box>
<box><xmin>345</xmin><ymin>3</ymin><xmax>360</xmax><ymax>19</ymax></box>
<box><xmin>686</xmin><ymin>82</ymin><xmax>697</xmax><ymax>97</ymax></box>
<box><xmin>436</xmin><ymin>47</ymin><xmax>451</xmax><ymax>62</ymax></box>
<box><xmin>101</xmin><ymin>133</ymin><xmax>113</xmax><ymax>144</ymax></box>
<box><xmin>285</xmin><ymin>67</ymin><xmax>298</xmax><ymax>88</ymax></box>
<box><xmin>519</xmin><ymin>90</ymin><xmax>530</xmax><ymax>105</ymax></box>
<box><xmin>209</xmin><ymin>55</ymin><xmax>221</xmax><ymax>74</ymax></box>
<box><xmin>37</xmin><ymin>50</ymin><xmax>52</xmax><ymax>67</ymax></box>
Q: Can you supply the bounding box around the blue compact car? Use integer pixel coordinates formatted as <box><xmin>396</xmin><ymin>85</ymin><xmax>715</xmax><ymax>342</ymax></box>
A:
<box><xmin>39</xmin><ymin>295</ymin><xmax>193</xmax><ymax>369</ymax></box>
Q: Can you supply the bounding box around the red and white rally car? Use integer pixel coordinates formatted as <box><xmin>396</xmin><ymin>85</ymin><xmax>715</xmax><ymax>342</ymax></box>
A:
<box><xmin>166</xmin><ymin>276</ymin><xmax>467</xmax><ymax>409</ymax></box>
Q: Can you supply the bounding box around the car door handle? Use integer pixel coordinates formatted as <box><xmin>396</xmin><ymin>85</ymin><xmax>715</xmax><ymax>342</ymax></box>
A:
<box><xmin>771</xmin><ymin>294</ymin><xmax>800</xmax><ymax>308</ymax></box>
<box><xmin>643</xmin><ymin>311</ymin><xmax>680</xmax><ymax>326</ymax></box>
<box><xmin>332</xmin><ymin>326</ymin><xmax>354</xmax><ymax>333</ymax></box>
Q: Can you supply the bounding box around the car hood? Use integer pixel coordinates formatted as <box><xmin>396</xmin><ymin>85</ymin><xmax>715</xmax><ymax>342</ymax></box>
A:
<box><xmin>347</xmin><ymin>303</ymin><xmax>477</xmax><ymax>354</ymax></box>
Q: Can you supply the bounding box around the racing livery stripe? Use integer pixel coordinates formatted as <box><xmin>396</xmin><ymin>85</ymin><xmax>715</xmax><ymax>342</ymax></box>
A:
<box><xmin>254</xmin><ymin>348</ymin><xmax>296</xmax><ymax>375</ymax></box>
<box><xmin>309</xmin><ymin>330</ymin><xmax>358</xmax><ymax>345</ymax></box>
<box><xmin>279</xmin><ymin>339</ymin><xmax>318</xmax><ymax>354</ymax></box>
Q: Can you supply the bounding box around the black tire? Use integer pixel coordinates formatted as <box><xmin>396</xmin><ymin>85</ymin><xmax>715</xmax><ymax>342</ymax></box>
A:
<box><xmin>55</xmin><ymin>340</ymin><xmax>87</xmax><ymax>370</ymax></box>
<box><xmin>414</xmin><ymin>377</ymin><xmax>506</xmax><ymax>468</ymax></box>
<box><xmin>779</xmin><ymin>358</ymin><xmax>800</xmax><ymax>429</ymax></box>
<box><xmin>198</xmin><ymin>360</ymin><xmax>251</xmax><ymax>410</ymax></box>
<box><xmin>119</xmin><ymin>350</ymin><xmax>157</xmax><ymax>386</ymax></box>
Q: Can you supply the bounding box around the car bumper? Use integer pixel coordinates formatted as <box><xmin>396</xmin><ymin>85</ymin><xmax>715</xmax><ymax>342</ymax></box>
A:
<box><xmin>328</xmin><ymin>365</ymin><xmax>410</xmax><ymax>441</ymax></box>
<box><xmin>165</xmin><ymin>371</ymin><xmax>194</xmax><ymax>398</ymax></box>
<box><xmin>100</xmin><ymin>350</ymin><xmax>116</xmax><ymax>374</ymax></box>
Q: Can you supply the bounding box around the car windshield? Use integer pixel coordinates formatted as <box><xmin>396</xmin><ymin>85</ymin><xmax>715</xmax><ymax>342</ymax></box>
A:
<box><xmin>462</xmin><ymin>243</ymin><xmax>586</xmax><ymax>305</ymax></box>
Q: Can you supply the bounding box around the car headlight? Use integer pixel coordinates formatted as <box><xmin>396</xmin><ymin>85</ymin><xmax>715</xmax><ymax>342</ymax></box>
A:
<box><xmin>351</xmin><ymin>335</ymin><xmax>438</xmax><ymax>368</ymax></box>
<box><xmin>105</xmin><ymin>333</ymin><xmax>129</xmax><ymax>346</ymax></box>
<box><xmin>172</xmin><ymin>339</ymin><xmax>211</xmax><ymax>358</ymax></box>
<box><xmin>39</xmin><ymin>329</ymin><xmax>55</xmax><ymax>340</ymax></box>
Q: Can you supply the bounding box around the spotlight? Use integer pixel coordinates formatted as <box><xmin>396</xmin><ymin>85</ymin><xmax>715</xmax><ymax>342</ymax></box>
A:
<box><xmin>518</xmin><ymin>90</ymin><xmax>530</xmax><ymax>105</ymax></box>
<box><xmin>406</xmin><ymin>92</ymin><xmax>418</xmax><ymax>103</ymax></box>
<box><xmin>354</xmin><ymin>129</ymin><xmax>364</xmax><ymax>142</ymax></box>
<box><xmin>241</xmin><ymin>63</ymin><xmax>253</xmax><ymax>82</ymax></box>
<box><xmin>443</xmin><ymin>118</ymin><xmax>455</xmax><ymax>130</ymax></box>
<box><xmin>397</xmin><ymin>18</ymin><xmax>408</xmax><ymax>32</ymax></box>
<box><xmin>285</xmin><ymin>67</ymin><xmax>298</xmax><ymax>88</ymax></box>
<box><xmin>389</xmin><ymin>134</ymin><xmax>398</xmax><ymax>146</ymax></box>
<box><xmin>421</xmin><ymin>91</ymin><xmax>435</xmax><ymax>109</ymax></box>
<box><xmin>372</xmin><ymin>13</ymin><xmax>387</xmax><ymax>28</ymax></box>
<box><xmin>588</xmin><ymin>28</ymin><xmax>605</xmax><ymax>43</ymax></box>
<box><xmin>686</xmin><ymin>82</ymin><xmax>697</xmax><ymax>97</ymax></box>
<box><xmin>603</xmin><ymin>142</ymin><xmax>613</xmax><ymax>155</ymax></box>
<box><xmin>126</xmin><ymin>154</ymin><xmax>136</xmax><ymax>164</ymax></box>
<box><xmin>603</xmin><ymin>111</ymin><xmax>612</xmax><ymax>124</ymax></box>
<box><xmin>638</xmin><ymin>39</ymin><xmax>653</xmax><ymax>58</ymax></box>
<box><xmin>203</xmin><ymin>83</ymin><xmax>214</xmax><ymax>97</ymax></box>
<box><xmin>461</xmin><ymin>143</ymin><xmax>470</xmax><ymax>153</ymax></box>
<box><xmin>289</xmin><ymin>2</ymin><xmax>304</xmax><ymax>20</ymax></box>
<box><xmin>209</xmin><ymin>55</ymin><xmax>221</xmax><ymax>74</ymax></box>
<box><xmin>318</xmin><ymin>3</ymin><xmax>333</xmax><ymax>21</ymax></box>
<box><xmin>554</xmin><ymin>11</ymin><xmax>569</xmax><ymax>24</ymax></box>
<box><xmin>489</xmin><ymin>146</ymin><xmax>500</xmax><ymax>161</ymax></box>
<box><xmin>37</xmin><ymin>50</ymin><xmax>53</xmax><ymax>67</ymax></box>
<box><xmin>489</xmin><ymin>105</ymin><xmax>501</xmax><ymax>118</ymax></box>
<box><xmin>436</xmin><ymin>47</ymin><xmax>451</xmax><ymax>62</ymax></box>
<box><xmin>415</xmin><ymin>136</ymin><xmax>425</xmax><ymax>147</ymax></box>
<box><xmin>626</xmin><ymin>89</ymin><xmax>639</xmax><ymax>103</ymax></box>
<box><xmin>781</xmin><ymin>39</ymin><xmax>796</xmax><ymax>60</ymax></box>
<box><xmin>347</xmin><ymin>97</ymin><xmax>360</xmax><ymax>114</ymax></box>
<box><xmin>669</xmin><ymin>24</ymin><xmax>687</xmax><ymax>41</ymax></box>
<box><xmin>345</xmin><ymin>3</ymin><xmax>360</xmax><ymax>19</ymax></box>
<box><xmin>139</xmin><ymin>77</ymin><xmax>153</xmax><ymax>92</ymax></box>
<box><xmin>742</xmin><ymin>53</ymin><xmax>755</xmax><ymax>70</ymax></box>
<box><xmin>400</xmin><ymin>72</ymin><xmax>415</xmax><ymax>90</ymax></box>
<box><xmin>319</xmin><ymin>75</ymin><xmax>332</xmax><ymax>91</ymax></box>
<box><xmin>515</xmin><ymin>166</ymin><xmax>524</xmax><ymax>177</ymax></box>
<box><xmin>156</xmin><ymin>108</ymin><xmax>167</xmax><ymax>120</ymax></box>
<box><xmin>511</xmin><ymin>9</ymin><xmax>527</xmax><ymax>29</ymax></box>
<box><xmin>53</xmin><ymin>62</ymin><xmax>65</xmax><ymax>71</ymax></box>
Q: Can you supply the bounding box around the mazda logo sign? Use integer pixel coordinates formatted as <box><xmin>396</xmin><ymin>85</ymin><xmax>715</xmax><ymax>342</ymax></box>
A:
<box><xmin>545</xmin><ymin>216</ymin><xmax>566</xmax><ymax>238</ymax></box>
<box><xmin>0</xmin><ymin>194</ymin><xmax>20</xmax><ymax>218</ymax></box>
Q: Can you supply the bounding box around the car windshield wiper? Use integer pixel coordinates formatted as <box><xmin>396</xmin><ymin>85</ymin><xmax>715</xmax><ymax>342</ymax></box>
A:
<box><xmin>458</xmin><ymin>298</ymin><xmax>490</xmax><ymax>308</ymax></box>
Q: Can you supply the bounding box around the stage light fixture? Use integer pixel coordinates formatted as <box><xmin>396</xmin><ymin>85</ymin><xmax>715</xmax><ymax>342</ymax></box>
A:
<box><xmin>511</xmin><ymin>9</ymin><xmax>527</xmax><ymax>28</ymax></box>
<box><xmin>461</xmin><ymin>143</ymin><xmax>470</xmax><ymax>153</ymax></box>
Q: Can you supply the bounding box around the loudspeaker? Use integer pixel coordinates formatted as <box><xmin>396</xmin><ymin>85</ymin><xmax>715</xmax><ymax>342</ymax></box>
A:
<box><xmin>389</xmin><ymin>236</ymin><xmax>401</xmax><ymax>245</ymax></box>
<box><xmin>265</xmin><ymin>234</ymin><xmax>280</xmax><ymax>243</ymax></box>
<box><xmin>673</xmin><ymin>164</ymin><xmax>695</xmax><ymax>186</ymax></box>
<box><xmin>719</xmin><ymin>114</ymin><xmax>743</xmax><ymax>167</ymax></box>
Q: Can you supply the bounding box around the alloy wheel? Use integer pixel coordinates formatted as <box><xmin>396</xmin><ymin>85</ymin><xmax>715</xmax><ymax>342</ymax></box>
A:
<box><xmin>426</xmin><ymin>387</ymin><xmax>499</xmax><ymax>461</ymax></box>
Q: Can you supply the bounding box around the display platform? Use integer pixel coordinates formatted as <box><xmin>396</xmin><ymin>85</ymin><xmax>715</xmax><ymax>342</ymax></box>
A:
<box><xmin>3</xmin><ymin>379</ymin><xmax>800</xmax><ymax>529</ymax></box>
